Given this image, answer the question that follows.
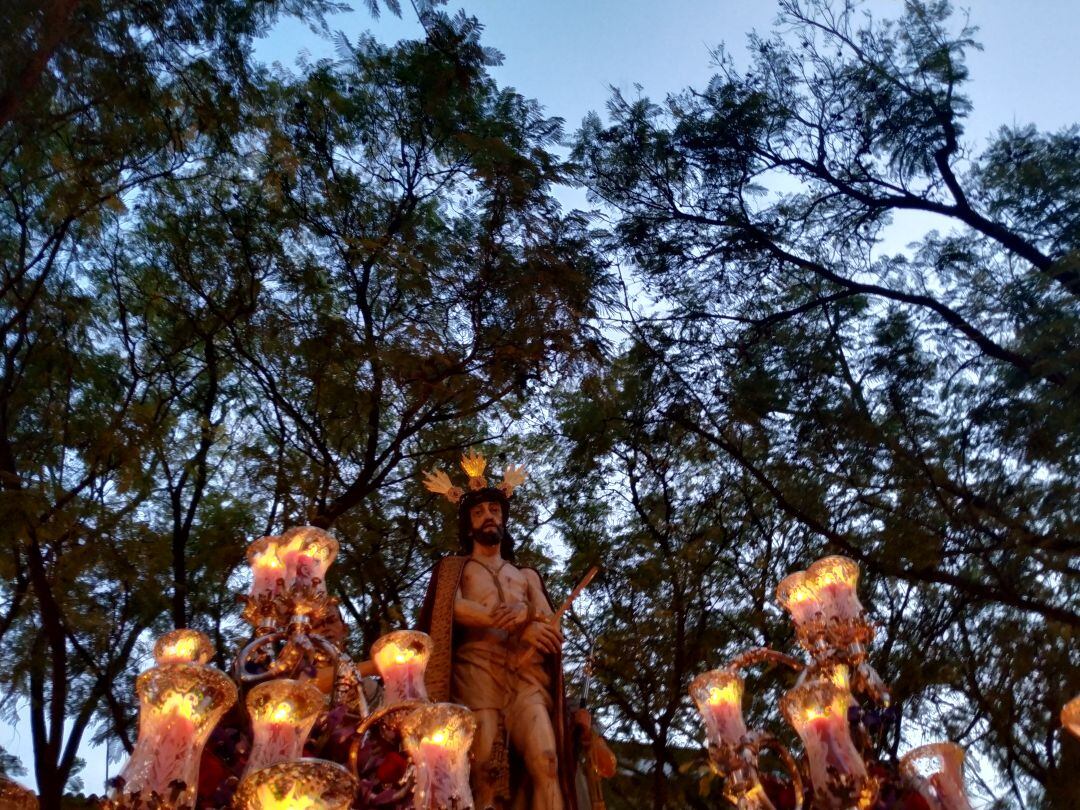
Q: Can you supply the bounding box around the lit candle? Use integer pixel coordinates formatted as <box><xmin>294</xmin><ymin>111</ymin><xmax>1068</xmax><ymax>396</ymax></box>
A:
<box><xmin>247</xmin><ymin>536</ymin><xmax>286</xmax><ymax>597</ymax></box>
<box><xmin>401</xmin><ymin>703</ymin><xmax>476</xmax><ymax>810</ymax></box>
<box><xmin>115</xmin><ymin>663</ymin><xmax>236</xmax><ymax>805</ymax></box>
<box><xmin>233</xmin><ymin>758</ymin><xmax>357</xmax><ymax>810</ymax></box>
<box><xmin>244</xmin><ymin>679</ymin><xmax>327</xmax><ymax>777</ymax></box>
<box><xmin>371</xmin><ymin>630</ymin><xmax>432</xmax><ymax>706</ymax></box>
<box><xmin>279</xmin><ymin>526</ymin><xmax>339</xmax><ymax>592</ymax></box>
<box><xmin>900</xmin><ymin>742</ymin><xmax>974</xmax><ymax>810</ymax></box>
<box><xmin>153</xmin><ymin>628</ymin><xmax>214</xmax><ymax>665</ymax></box>
<box><xmin>689</xmin><ymin>669</ymin><xmax>747</xmax><ymax>749</ymax></box>
<box><xmin>781</xmin><ymin>678</ymin><xmax>873</xmax><ymax>810</ymax></box>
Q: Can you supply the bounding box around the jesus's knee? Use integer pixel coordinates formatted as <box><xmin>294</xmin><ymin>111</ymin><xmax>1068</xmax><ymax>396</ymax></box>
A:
<box><xmin>526</xmin><ymin>747</ymin><xmax>559</xmax><ymax>780</ymax></box>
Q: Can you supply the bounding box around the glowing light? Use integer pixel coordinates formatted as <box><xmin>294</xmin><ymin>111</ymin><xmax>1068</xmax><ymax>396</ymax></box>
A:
<box><xmin>371</xmin><ymin>630</ymin><xmax>432</xmax><ymax>705</ymax></box>
<box><xmin>270</xmin><ymin>702</ymin><xmax>294</xmax><ymax>723</ymax></box>
<box><xmin>690</xmin><ymin>669</ymin><xmax>747</xmax><ymax>749</ymax></box>
<box><xmin>160</xmin><ymin>691</ymin><xmax>199</xmax><ymax>723</ymax></box>
<box><xmin>707</xmin><ymin>682</ymin><xmax>740</xmax><ymax>707</ymax></box>
<box><xmin>253</xmin><ymin>783</ymin><xmax>320</xmax><ymax>810</ymax></box>
<box><xmin>460</xmin><ymin>450</ymin><xmax>487</xmax><ymax>478</ymax></box>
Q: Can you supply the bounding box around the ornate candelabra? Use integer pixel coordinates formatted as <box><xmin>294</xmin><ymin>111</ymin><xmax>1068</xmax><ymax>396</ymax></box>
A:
<box><xmin>89</xmin><ymin>526</ymin><xmax>474</xmax><ymax>809</ymax></box>
<box><xmin>691</xmin><ymin>555</ymin><xmax>977</xmax><ymax>810</ymax></box>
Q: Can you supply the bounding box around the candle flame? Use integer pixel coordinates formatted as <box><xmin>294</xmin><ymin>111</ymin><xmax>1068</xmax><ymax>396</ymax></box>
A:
<box><xmin>394</xmin><ymin>647</ymin><xmax>418</xmax><ymax>664</ymax></box>
<box><xmin>253</xmin><ymin>783</ymin><xmax>319</xmax><ymax>810</ymax></box>
<box><xmin>255</xmin><ymin>549</ymin><xmax>285</xmax><ymax>570</ymax></box>
<box><xmin>160</xmin><ymin>691</ymin><xmax>199</xmax><ymax>722</ymax></box>
<box><xmin>707</xmin><ymin>682</ymin><xmax>740</xmax><ymax>707</ymax></box>
<box><xmin>270</xmin><ymin>701</ymin><xmax>294</xmax><ymax>723</ymax></box>
<box><xmin>427</xmin><ymin>729</ymin><xmax>448</xmax><ymax>746</ymax></box>
<box><xmin>803</xmin><ymin>705</ymin><xmax>830</xmax><ymax>723</ymax></box>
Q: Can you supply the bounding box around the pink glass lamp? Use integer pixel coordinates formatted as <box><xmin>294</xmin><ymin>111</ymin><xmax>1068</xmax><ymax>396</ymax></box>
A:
<box><xmin>278</xmin><ymin>526</ymin><xmax>339</xmax><ymax>592</ymax></box>
<box><xmin>233</xmin><ymin>758</ymin><xmax>358</xmax><ymax>810</ymax></box>
<box><xmin>115</xmin><ymin>663</ymin><xmax>236</xmax><ymax>805</ymax></box>
<box><xmin>371</xmin><ymin>630</ymin><xmax>433</xmax><ymax>706</ymax></box>
<box><xmin>781</xmin><ymin>678</ymin><xmax>875</xmax><ymax>809</ymax></box>
<box><xmin>401</xmin><ymin>703</ymin><xmax>477</xmax><ymax>810</ymax></box>
<box><xmin>244</xmin><ymin>679</ymin><xmax>328</xmax><ymax>777</ymax></box>
<box><xmin>689</xmin><ymin>669</ymin><xmax>748</xmax><ymax>750</ymax></box>
<box><xmin>247</xmin><ymin>536</ymin><xmax>286</xmax><ymax>598</ymax></box>
<box><xmin>777</xmin><ymin>556</ymin><xmax>864</xmax><ymax>627</ymax></box>
<box><xmin>689</xmin><ymin>669</ymin><xmax>777</xmax><ymax>809</ymax></box>
<box><xmin>900</xmin><ymin>742</ymin><xmax>974</xmax><ymax>810</ymax></box>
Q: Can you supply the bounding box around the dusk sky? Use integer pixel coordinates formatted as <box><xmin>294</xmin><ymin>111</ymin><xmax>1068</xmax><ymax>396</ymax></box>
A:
<box><xmin>4</xmin><ymin>0</ymin><xmax>1079</xmax><ymax>795</ymax></box>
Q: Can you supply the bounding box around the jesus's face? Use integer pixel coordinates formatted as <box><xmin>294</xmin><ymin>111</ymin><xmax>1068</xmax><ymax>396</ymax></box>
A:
<box><xmin>469</xmin><ymin>500</ymin><xmax>504</xmax><ymax>549</ymax></box>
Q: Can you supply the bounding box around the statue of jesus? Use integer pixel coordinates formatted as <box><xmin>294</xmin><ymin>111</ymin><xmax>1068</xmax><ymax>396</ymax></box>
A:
<box><xmin>417</xmin><ymin>453</ymin><xmax>580</xmax><ymax>810</ymax></box>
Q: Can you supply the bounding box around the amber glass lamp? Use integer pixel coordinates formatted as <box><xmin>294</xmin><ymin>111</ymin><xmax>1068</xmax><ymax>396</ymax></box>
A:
<box><xmin>900</xmin><ymin>743</ymin><xmax>974</xmax><ymax>810</ymax></box>
<box><xmin>244</xmin><ymin>679</ymin><xmax>327</xmax><ymax>776</ymax></box>
<box><xmin>372</xmin><ymin>630</ymin><xmax>433</xmax><ymax>705</ymax></box>
<box><xmin>115</xmin><ymin>663</ymin><xmax>237</xmax><ymax>805</ymax></box>
<box><xmin>233</xmin><ymin>759</ymin><xmax>357</xmax><ymax>810</ymax></box>
<box><xmin>401</xmin><ymin>703</ymin><xmax>477</xmax><ymax>810</ymax></box>
<box><xmin>153</xmin><ymin>628</ymin><xmax>214</xmax><ymax>666</ymax></box>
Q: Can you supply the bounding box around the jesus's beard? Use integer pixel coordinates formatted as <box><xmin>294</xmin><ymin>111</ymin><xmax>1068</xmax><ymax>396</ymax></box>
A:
<box><xmin>472</xmin><ymin>523</ymin><xmax>504</xmax><ymax>548</ymax></box>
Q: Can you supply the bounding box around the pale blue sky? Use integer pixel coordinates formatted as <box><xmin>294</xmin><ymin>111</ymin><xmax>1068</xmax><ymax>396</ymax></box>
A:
<box><xmin>5</xmin><ymin>0</ymin><xmax>1079</xmax><ymax>795</ymax></box>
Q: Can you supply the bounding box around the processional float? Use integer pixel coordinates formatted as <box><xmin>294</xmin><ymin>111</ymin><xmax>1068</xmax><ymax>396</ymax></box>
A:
<box><xmin>3</xmin><ymin>537</ymin><xmax>1078</xmax><ymax>808</ymax></box>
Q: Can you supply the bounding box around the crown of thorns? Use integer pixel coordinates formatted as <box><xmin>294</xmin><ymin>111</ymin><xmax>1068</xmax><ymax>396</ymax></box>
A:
<box><xmin>422</xmin><ymin>451</ymin><xmax>527</xmax><ymax>505</ymax></box>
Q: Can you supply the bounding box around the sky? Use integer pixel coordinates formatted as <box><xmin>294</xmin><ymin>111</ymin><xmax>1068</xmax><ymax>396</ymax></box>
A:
<box><xmin>4</xmin><ymin>0</ymin><xmax>1079</xmax><ymax>796</ymax></box>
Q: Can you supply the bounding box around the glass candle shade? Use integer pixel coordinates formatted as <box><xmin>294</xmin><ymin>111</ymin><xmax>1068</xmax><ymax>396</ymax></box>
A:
<box><xmin>401</xmin><ymin>703</ymin><xmax>477</xmax><ymax>810</ymax></box>
<box><xmin>116</xmin><ymin>663</ymin><xmax>237</xmax><ymax>805</ymax></box>
<box><xmin>689</xmin><ymin>669</ymin><xmax>747</xmax><ymax>750</ymax></box>
<box><xmin>0</xmin><ymin>778</ymin><xmax>38</xmax><ymax>810</ymax></box>
<box><xmin>781</xmin><ymin>679</ymin><xmax>871</xmax><ymax>809</ymax></box>
<box><xmin>372</xmin><ymin>630</ymin><xmax>433</xmax><ymax>705</ymax></box>
<box><xmin>1062</xmin><ymin>695</ymin><xmax>1080</xmax><ymax>739</ymax></box>
<box><xmin>777</xmin><ymin>556</ymin><xmax>864</xmax><ymax>628</ymax></box>
<box><xmin>233</xmin><ymin>758</ymin><xmax>357</xmax><ymax>810</ymax></box>
<box><xmin>153</xmin><ymin>628</ymin><xmax>214</xmax><ymax>666</ymax></box>
<box><xmin>244</xmin><ymin>679</ymin><xmax>327</xmax><ymax>777</ymax></box>
<box><xmin>247</xmin><ymin>535</ymin><xmax>286</xmax><ymax>598</ymax></box>
<box><xmin>900</xmin><ymin>743</ymin><xmax>974</xmax><ymax>810</ymax></box>
<box><xmin>279</xmin><ymin>526</ymin><xmax>338</xmax><ymax>592</ymax></box>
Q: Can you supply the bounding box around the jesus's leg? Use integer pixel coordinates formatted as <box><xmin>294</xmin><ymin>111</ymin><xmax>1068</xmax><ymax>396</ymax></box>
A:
<box><xmin>508</xmin><ymin>701</ymin><xmax>563</xmax><ymax>810</ymax></box>
<box><xmin>470</xmin><ymin>708</ymin><xmax>504</xmax><ymax>810</ymax></box>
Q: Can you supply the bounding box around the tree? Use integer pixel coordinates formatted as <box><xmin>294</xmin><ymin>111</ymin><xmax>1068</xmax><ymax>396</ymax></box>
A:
<box><xmin>217</xmin><ymin>11</ymin><xmax>608</xmax><ymax>655</ymax></box>
<box><xmin>0</xmin><ymin>0</ymin><xmax>343</xmax><ymax>802</ymax></box>
<box><xmin>573</xmin><ymin>0</ymin><xmax>1079</xmax><ymax>805</ymax></box>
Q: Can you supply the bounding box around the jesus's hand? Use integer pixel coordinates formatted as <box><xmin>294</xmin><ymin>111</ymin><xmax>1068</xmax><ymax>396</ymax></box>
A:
<box><xmin>521</xmin><ymin>620</ymin><xmax>562</xmax><ymax>654</ymax></box>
